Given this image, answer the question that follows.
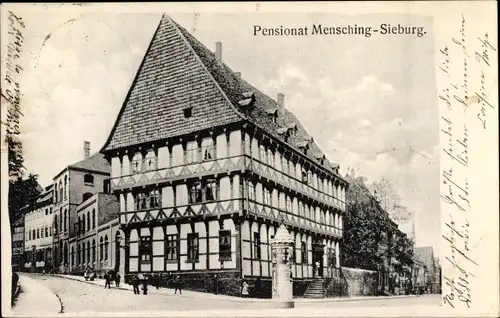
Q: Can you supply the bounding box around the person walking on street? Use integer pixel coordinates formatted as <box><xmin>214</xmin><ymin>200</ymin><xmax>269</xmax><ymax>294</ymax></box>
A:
<box><xmin>241</xmin><ymin>281</ymin><xmax>249</xmax><ymax>298</ymax></box>
<box><xmin>104</xmin><ymin>272</ymin><xmax>111</xmax><ymax>289</ymax></box>
<box><xmin>131</xmin><ymin>275</ymin><xmax>140</xmax><ymax>295</ymax></box>
<box><xmin>115</xmin><ymin>272</ymin><xmax>121</xmax><ymax>288</ymax></box>
<box><xmin>174</xmin><ymin>275</ymin><xmax>183</xmax><ymax>295</ymax></box>
<box><xmin>254</xmin><ymin>277</ymin><xmax>262</xmax><ymax>298</ymax></box>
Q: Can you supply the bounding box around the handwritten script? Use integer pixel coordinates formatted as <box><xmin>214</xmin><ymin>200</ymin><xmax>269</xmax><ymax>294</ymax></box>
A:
<box><xmin>2</xmin><ymin>11</ymin><xmax>25</xmax><ymax>179</ymax></box>
<box><xmin>438</xmin><ymin>13</ymin><xmax>496</xmax><ymax>309</ymax></box>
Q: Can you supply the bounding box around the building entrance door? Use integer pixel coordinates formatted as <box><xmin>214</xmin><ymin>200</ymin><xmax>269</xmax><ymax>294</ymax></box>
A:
<box><xmin>313</xmin><ymin>244</ymin><xmax>324</xmax><ymax>278</ymax></box>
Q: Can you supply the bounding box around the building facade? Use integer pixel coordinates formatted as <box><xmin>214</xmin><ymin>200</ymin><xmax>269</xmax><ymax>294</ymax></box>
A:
<box><xmin>100</xmin><ymin>15</ymin><xmax>348</xmax><ymax>297</ymax></box>
<box><xmin>11</xmin><ymin>217</ymin><xmax>25</xmax><ymax>272</ymax></box>
<box><xmin>69</xmin><ymin>193</ymin><xmax>121</xmax><ymax>276</ymax></box>
<box><xmin>23</xmin><ymin>185</ymin><xmax>54</xmax><ymax>272</ymax></box>
<box><xmin>52</xmin><ymin>142</ymin><xmax>110</xmax><ymax>273</ymax></box>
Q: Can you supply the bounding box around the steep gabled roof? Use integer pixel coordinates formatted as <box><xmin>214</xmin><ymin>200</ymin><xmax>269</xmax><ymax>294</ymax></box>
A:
<box><xmin>101</xmin><ymin>15</ymin><xmax>346</xmax><ymax>181</ymax></box>
<box><xmin>102</xmin><ymin>15</ymin><xmax>242</xmax><ymax>151</ymax></box>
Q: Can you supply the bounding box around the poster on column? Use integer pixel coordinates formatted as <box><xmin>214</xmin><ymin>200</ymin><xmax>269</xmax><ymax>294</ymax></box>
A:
<box><xmin>1</xmin><ymin>1</ymin><xmax>498</xmax><ymax>317</ymax></box>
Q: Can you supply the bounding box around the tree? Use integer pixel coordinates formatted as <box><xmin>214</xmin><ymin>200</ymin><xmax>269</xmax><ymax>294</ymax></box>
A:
<box><xmin>342</xmin><ymin>178</ymin><xmax>388</xmax><ymax>270</ymax></box>
<box><xmin>368</xmin><ymin>178</ymin><xmax>402</xmax><ymax>215</ymax></box>
<box><xmin>8</xmin><ymin>173</ymin><xmax>41</xmax><ymax>226</ymax></box>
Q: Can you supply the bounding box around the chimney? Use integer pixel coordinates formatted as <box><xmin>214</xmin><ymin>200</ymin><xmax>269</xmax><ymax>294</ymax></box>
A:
<box><xmin>277</xmin><ymin>93</ymin><xmax>285</xmax><ymax>117</ymax></box>
<box><xmin>215</xmin><ymin>41</ymin><xmax>222</xmax><ymax>62</ymax></box>
<box><xmin>84</xmin><ymin>141</ymin><xmax>90</xmax><ymax>159</ymax></box>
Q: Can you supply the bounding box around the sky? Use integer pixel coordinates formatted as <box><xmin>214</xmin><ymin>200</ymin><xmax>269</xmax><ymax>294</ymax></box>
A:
<box><xmin>11</xmin><ymin>11</ymin><xmax>440</xmax><ymax>254</ymax></box>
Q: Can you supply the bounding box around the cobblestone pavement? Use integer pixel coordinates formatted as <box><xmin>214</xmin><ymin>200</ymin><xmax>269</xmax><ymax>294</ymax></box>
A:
<box><xmin>26</xmin><ymin>274</ymin><xmax>440</xmax><ymax>316</ymax></box>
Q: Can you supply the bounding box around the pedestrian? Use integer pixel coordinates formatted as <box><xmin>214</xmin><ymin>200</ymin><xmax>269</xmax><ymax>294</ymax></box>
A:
<box><xmin>132</xmin><ymin>275</ymin><xmax>140</xmax><ymax>295</ymax></box>
<box><xmin>241</xmin><ymin>280</ymin><xmax>249</xmax><ymax>298</ymax></box>
<box><xmin>137</xmin><ymin>273</ymin><xmax>148</xmax><ymax>295</ymax></box>
<box><xmin>254</xmin><ymin>277</ymin><xmax>262</xmax><ymax>298</ymax></box>
<box><xmin>115</xmin><ymin>272</ymin><xmax>121</xmax><ymax>288</ymax></box>
<box><xmin>104</xmin><ymin>272</ymin><xmax>112</xmax><ymax>289</ymax></box>
<box><xmin>174</xmin><ymin>275</ymin><xmax>183</xmax><ymax>295</ymax></box>
<box><xmin>213</xmin><ymin>274</ymin><xmax>219</xmax><ymax>295</ymax></box>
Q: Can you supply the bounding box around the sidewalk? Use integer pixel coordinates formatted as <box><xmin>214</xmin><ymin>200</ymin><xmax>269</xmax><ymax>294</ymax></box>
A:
<box><xmin>9</xmin><ymin>274</ymin><xmax>62</xmax><ymax>317</ymax></box>
<box><xmin>52</xmin><ymin>274</ymin><xmax>420</xmax><ymax>304</ymax></box>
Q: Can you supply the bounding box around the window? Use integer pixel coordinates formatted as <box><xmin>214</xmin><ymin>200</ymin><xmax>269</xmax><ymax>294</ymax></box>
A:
<box><xmin>267</xmin><ymin>149</ymin><xmax>275</xmax><ymax>166</ymax></box>
<box><xmin>92</xmin><ymin>209</ymin><xmax>96</xmax><ymax>229</ymax></box>
<box><xmin>183</xmin><ymin>107</ymin><xmax>193</xmax><ymax>118</ymax></box>
<box><xmin>298</xmin><ymin>202</ymin><xmax>303</xmax><ymax>217</ymax></box>
<box><xmin>41</xmin><ymin>228</ymin><xmax>44</xmax><ymax>238</ymax></box>
<box><xmin>187</xmin><ymin>233</ymin><xmax>199</xmax><ymax>262</ymax></box>
<box><xmin>92</xmin><ymin>239</ymin><xmax>96</xmax><ymax>263</ymax></box>
<box><xmin>186</xmin><ymin>141</ymin><xmax>198</xmax><ymax>164</ymax></box>
<box><xmin>28</xmin><ymin>231</ymin><xmax>31</xmax><ymax>241</ymax></box>
<box><xmin>219</xmin><ymin>230</ymin><xmax>232</xmax><ymax>260</ymax></box>
<box><xmin>82</xmin><ymin>217</ymin><xmax>86</xmax><ymax>234</ymax></box>
<box><xmin>286</xmin><ymin>196</ymin><xmax>292</xmax><ymax>212</ymax></box>
<box><xmin>135</xmin><ymin>189</ymin><xmax>161</xmax><ymax>210</ymax></box>
<box><xmin>165</xmin><ymin>234</ymin><xmax>178</xmax><ymax>261</ymax></box>
<box><xmin>84</xmin><ymin>174</ymin><xmax>94</xmax><ymax>185</ymax></box>
<box><xmin>71</xmin><ymin>246</ymin><xmax>75</xmax><ymax>266</ymax></box>
<box><xmin>145</xmin><ymin>150</ymin><xmax>157</xmax><ymax>171</ymax></box>
<box><xmin>205</xmin><ymin>179</ymin><xmax>217</xmax><ymax>201</ymax></box>
<box><xmin>45</xmin><ymin>227</ymin><xmax>48</xmax><ymax>237</ymax></box>
<box><xmin>104</xmin><ymin>235</ymin><xmax>109</xmax><ymax>260</ymax></box>
<box><xmin>248</xmin><ymin>182</ymin><xmax>255</xmax><ymax>201</ymax></box>
<box><xmin>87</xmin><ymin>212</ymin><xmax>90</xmax><ymax>231</ymax></box>
<box><xmin>87</xmin><ymin>241</ymin><xmax>90</xmax><ymax>263</ymax></box>
<box><xmin>64</xmin><ymin>176</ymin><xmax>68</xmax><ymax>199</ymax></box>
<box><xmin>149</xmin><ymin>189</ymin><xmax>161</xmax><ymax>208</ymax></box>
<box><xmin>54</xmin><ymin>184</ymin><xmax>58</xmax><ymax>203</ymax></box>
<box><xmin>132</xmin><ymin>153</ymin><xmax>143</xmax><ymax>174</ymax></box>
<box><xmin>259</xmin><ymin>145</ymin><xmax>267</xmax><ymax>163</ymax></box>
<box><xmin>201</xmin><ymin>138</ymin><xmax>214</xmax><ymax>161</ymax></box>
<box><xmin>50</xmin><ymin>207</ymin><xmax>52</xmax><ymax>214</ymax></box>
<box><xmin>135</xmin><ymin>193</ymin><xmax>147</xmax><ymax>210</ymax></box>
<box><xmin>45</xmin><ymin>209</ymin><xmax>48</xmax><ymax>216</ymax></box>
<box><xmin>139</xmin><ymin>235</ymin><xmax>152</xmax><ymax>263</ymax></box>
<box><xmin>37</xmin><ymin>229</ymin><xmax>40</xmax><ymax>239</ymax></box>
<box><xmin>263</xmin><ymin>188</ymin><xmax>271</xmax><ymax>206</ymax></box>
<box><xmin>59</xmin><ymin>181</ymin><xmax>63</xmax><ymax>202</ymax></box>
<box><xmin>49</xmin><ymin>226</ymin><xmax>51</xmax><ymax>236</ymax></box>
<box><xmin>99</xmin><ymin>237</ymin><xmax>104</xmax><ymax>261</ymax></box>
<box><xmin>301</xmin><ymin>242</ymin><xmax>308</xmax><ymax>264</ymax></box>
<box><xmin>253</xmin><ymin>232</ymin><xmax>261</xmax><ymax>259</ymax></box>
<box><xmin>302</xmin><ymin>170</ymin><xmax>308</xmax><ymax>183</ymax></box>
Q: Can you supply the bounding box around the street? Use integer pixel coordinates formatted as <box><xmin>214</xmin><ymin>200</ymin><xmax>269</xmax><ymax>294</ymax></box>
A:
<box><xmin>17</xmin><ymin>274</ymin><xmax>440</xmax><ymax>316</ymax></box>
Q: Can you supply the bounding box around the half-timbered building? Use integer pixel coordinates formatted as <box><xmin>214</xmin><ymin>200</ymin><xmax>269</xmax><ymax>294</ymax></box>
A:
<box><xmin>101</xmin><ymin>15</ymin><xmax>348</xmax><ymax>297</ymax></box>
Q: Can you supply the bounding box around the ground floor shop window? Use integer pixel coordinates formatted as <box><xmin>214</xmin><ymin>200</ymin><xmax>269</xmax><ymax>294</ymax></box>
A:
<box><xmin>187</xmin><ymin>233</ymin><xmax>199</xmax><ymax>262</ymax></box>
<box><xmin>165</xmin><ymin>234</ymin><xmax>178</xmax><ymax>261</ymax></box>
<box><xmin>219</xmin><ymin>230</ymin><xmax>231</xmax><ymax>260</ymax></box>
<box><xmin>139</xmin><ymin>234</ymin><xmax>152</xmax><ymax>264</ymax></box>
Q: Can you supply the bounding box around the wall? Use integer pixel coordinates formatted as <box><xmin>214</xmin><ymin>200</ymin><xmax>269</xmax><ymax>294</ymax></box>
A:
<box><xmin>327</xmin><ymin>267</ymin><xmax>378</xmax><ymax>297</ymax></box>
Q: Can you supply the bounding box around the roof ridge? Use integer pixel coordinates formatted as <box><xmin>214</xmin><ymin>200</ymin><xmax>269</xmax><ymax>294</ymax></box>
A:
<box><xmin>168</xmin><ymin>17</ymin><xmax>246</xmax><ymax>122</ymax></box>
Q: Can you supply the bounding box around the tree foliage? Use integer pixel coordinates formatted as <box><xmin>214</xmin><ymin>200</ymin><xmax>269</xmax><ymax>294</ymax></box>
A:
<box><xmin>368</xmin><ymin>178</ymin><xmax>401</xmax><ymax>214</ymax></box>
<box><xmin>8</xmin><ymin>173</ymin><xmax>41</xmax><ymax>226</ymax></box>
<box><xmin>343</xmin><ymin>177</ymin><xmax>414</xmax><ymax>271</ymax></box>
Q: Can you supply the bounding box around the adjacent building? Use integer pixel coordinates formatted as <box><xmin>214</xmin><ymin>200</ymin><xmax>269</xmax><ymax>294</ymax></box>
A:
<box><xmin>413</xmin><ymin>246</ymin><xmax>437</xmax><ymax>293</ymax></box>
<box><xmin>11</xmin><ymin>217</ymin><xmax>25</xmax><ymax>272</ymax></box>
<box><xmin>22</xmin><ymin>185</ymin><xmax>54</xmax><ymax>272</ymax></box>
<box><xmin>52</xmin><ymin>142</ymin><xmax>110</xmax><ymax>273</ymax></box>
<box><xmin>69</xmin><ymin>192</ymin><xmax>120</xmax><ymax>276</ymax></box>
<box><xmin>100</xmin><ymin>15</ymin><xmax>348</xmax><ymax>297</ymax></box>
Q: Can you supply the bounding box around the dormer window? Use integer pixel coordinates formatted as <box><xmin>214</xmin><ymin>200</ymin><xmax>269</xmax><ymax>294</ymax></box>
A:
<box><xmin>238</xmin><ymin>91</ymin><xmax>255</xmax><ymax>109</ymax></box>
<box><xmin>184</xmin><ymin>106</ymin><xmax>193</xmax><ymax>118</ymax></box>
<box><xmin>265</xmin><ymin>108</ymin><xmax>278</xmax><ymax>123</ymax></box>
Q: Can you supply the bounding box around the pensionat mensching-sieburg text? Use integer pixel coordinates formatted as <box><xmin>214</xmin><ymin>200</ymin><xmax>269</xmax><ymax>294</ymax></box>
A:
<box><xmin>253</xmin><ymin>24</ymin><xmax>427</xmax><ymax>38</ymax></box>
